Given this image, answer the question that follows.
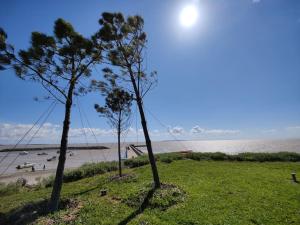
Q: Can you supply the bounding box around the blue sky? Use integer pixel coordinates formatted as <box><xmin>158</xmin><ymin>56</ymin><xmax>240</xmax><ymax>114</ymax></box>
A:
<box><xmin>0</xmin><ymin>0</ymin><xmax>300</xmax><ymax>144</ymax></box>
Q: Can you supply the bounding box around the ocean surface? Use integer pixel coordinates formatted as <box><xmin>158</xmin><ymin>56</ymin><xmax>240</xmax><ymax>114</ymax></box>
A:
<box><xmin>0</xmin><ymin>139</ymin><xmax>300</xmax><ymax>175</ymax></box>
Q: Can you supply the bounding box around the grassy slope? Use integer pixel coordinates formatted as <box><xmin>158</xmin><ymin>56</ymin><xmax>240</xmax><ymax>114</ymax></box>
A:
<box><xmin>1</xmin><ymin>160</ymin><xmax>300</xmax><ymax>225</ymax></box>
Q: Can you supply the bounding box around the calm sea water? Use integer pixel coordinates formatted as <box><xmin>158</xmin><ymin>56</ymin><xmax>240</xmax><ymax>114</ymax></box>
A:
<box><xmin>0</xmin><ymin>139</ymin><xmax>299</xmax><ymax>175</ymax></box>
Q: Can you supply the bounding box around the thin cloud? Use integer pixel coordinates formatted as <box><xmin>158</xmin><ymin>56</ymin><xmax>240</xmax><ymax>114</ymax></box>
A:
<box><xmin>286</xmin><ymin>126</ymin><xmax>300</xmax><ymax>131</ymax></box>
<box><xmin>191</xmin><ymin>126</ymin><xmax>205</xmax><ymax>134</ymax></box>
<box><xmin>190</xmin><ymin>125</ymin><xmax>240</xmax><ymax>135</ymax></box>
<box><xmin>168</xmin><ymin>126</ymin><xmax>185</xmax><ymax>135</ymax></box>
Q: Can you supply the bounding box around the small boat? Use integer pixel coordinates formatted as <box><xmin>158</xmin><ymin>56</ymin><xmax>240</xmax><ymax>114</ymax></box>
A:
<box><xmin>47</xmin><ymin>156</ymin><xmax>56</xmax><ymax>161</ymax></box>
<box><xmin>19</xmin><ymin>151</ymin><xmax>29</xmax><ymax>155</ymax></box>
<box><xmin>16</xmin><ymin>162</ymin><xmax>34</xmax><ymax>169</ymax></box>
<box><xmin>37</xmin><ymin>152</ymin><xmax>48</xmax><ymax>156</ymax></box>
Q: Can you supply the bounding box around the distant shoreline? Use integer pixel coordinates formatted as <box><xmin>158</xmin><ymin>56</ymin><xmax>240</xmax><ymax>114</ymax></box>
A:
<box><xmin>0</xmin><ymin>145</ymin><xmax>110</xmax><ymax>152</ymax></box>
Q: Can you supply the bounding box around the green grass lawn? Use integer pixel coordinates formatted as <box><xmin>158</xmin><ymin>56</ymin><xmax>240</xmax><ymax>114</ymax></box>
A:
<box><xmin>1</xmin><ymin>160</ymin><xmax>300</xmax><ymax>225</ymax></box>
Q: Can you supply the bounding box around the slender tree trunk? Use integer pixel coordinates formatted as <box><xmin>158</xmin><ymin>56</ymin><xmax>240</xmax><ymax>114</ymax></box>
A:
<box><xmin>49</xmin><ymin>81</ymin><xmax>75</xmax><ymax>212</ymax></box>
<box><xmin>129</xmin><ymin>73</ymin><xmax>160</xmax><ymax>188</ymax></box>
<box><xmin>117</xmin><ymin>115</ymin><xmax>122</xmax><ymax>177</ymax></box>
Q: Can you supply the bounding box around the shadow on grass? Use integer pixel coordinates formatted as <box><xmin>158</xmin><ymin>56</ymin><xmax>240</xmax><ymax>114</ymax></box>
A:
<box><xmin>118</xmin><ymin>188</ymin><xmax>155</xmax><ymax>225</ymax></box>
<box><xmin>0</xmin><ymin>198</ymin><xmax>74</xmax><ymax>225</ymax></box>
<box><xmin>72</xmin><ymin>185</ymin><xmax>100</xmax><ymax>196</ymax></box>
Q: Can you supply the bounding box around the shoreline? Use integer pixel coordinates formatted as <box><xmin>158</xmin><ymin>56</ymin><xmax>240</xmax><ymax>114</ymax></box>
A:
<box><xmin>0</xmin><ymin>147</ymin><xmax>139</xmax><ymax>185</ymax></box>
<box><xmin>0</xmin><ymin>145</ymin><xmax>109</xmax><ymax>152</ymax></box>
<box><xmin>0</xmin><ymin>169</ymin><xmax>56</xmax><ymax>185</ymax></box>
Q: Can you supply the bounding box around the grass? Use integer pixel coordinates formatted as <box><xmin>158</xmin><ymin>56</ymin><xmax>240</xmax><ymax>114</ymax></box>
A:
<box><xmin>0</xmin><ymin>158</ymin><xmax>299</xmax><ymax>225</ymax></box>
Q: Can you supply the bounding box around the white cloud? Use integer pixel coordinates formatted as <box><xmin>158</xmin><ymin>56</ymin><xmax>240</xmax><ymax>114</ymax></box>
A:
<box><xmin>0</xmin><ymin>122</ymin><xmax>122</xmax><ymax>144</ymax></box>
<box><xmin>0</xmin><ymin>122</ymin><xmax>166</xmax><ymax>144</ymax></box>
<box><xmin>0</xmin><ymin>123</ymin><xmax>61</xmax><ymax>140</ymax></box>
<box><xmin>168</xmin><ymin>126</ymin><xmax>185</xmax><ymax>135</ymax></box>
<box><xmin>252</xmin><ymin>0</ymin><xmax>261</xmax><ymax>3</ymax></box>
<box><xmin>191</xmin><ymin>126</ymin><xmax>205</xmax><ymax>134</ymax></box>
<box><xmin>190</xmin><ymin>125</ymin><xmax>240</xmax><ymax>135</ymax></box>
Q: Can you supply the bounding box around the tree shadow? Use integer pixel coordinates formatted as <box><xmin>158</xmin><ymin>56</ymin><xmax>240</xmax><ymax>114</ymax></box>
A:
<box><xmin>72</xmin><ymin>185</ymin><xmax>100</xmax><ymax>196</ymax></box>
<box><xmin>118</xmin><ymin>188</ymin><xmax>155</xmax><ymax>225</ymax></box>
<box><xmin>0</xmin><ymin>198</ymin><xmax>73</xmax><ymax>225</ymax></box>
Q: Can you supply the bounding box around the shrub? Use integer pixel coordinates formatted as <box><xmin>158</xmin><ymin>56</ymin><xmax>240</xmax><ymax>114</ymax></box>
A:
<box><xmin>157</xmin><ymin>152</ymin><xmax>185</xmax><ymax>164</ymax></box>
<box><xmin>0</xmin><ymin>182</ymin><xmax>23</xmax><ymax>196</ymax></box>
<box><xmin>124</xmin><ymin>155</ymin><xmax>150</xmax><ymax>168</ymax></box>
<box><xmin>123</xmin><ymin>183</ymin><xmax>185</xmax><ymax>211</ymax></box>
<box><xmin>234</xmin><ymin>152</ymin><xmax>300</xmax><ymax>162</ymax></box>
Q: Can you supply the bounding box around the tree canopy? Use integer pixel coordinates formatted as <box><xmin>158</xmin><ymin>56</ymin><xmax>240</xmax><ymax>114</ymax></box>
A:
<box><xmin>0</xmin><ymin>28</ymin><xmax>14</xmax><ymax>71</ymax></box>
<box><xmin>13</xmin><ymin>18</ymin><xmax>102</xmax><ymax>103</ymax></box>
<box><xmin>95</xmin><ymin>87</ymin><xmax>132</xmax><ymax>132</ymax></box>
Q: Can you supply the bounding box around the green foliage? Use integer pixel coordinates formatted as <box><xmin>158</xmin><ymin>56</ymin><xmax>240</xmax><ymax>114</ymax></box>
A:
<box><xmin>0</xmin><ymin>182</ymin><xmax>23</xmax><ymax>196</ymax></box>
<box><xmin>13</xmin><ymin>18</ymin><xmax>102</xmax><ymax>103</ymax></box>
<box><xmin>54</xmin><ymin>18</ymin><xmax>76</xmax><ymax>40</ymax></box>
<box><xmin>156</xmin><ymin>152</ymin><xmax>185</xmax><ymax>163</ymax></box>
<box><xmin>124</xmin><ymin>155</ymin><xmax>150</xmax><ymax>168</ymax></box>
<box><xmin>231</xmin><ymin>151</ymin><xmax>300</xmax><ymax>162</ymax></box>
<box><xmin>125</xmin><ymin>152</ymin><xmax>300</xmax><ymax>168</ymax></box>
<box><xmin>96</xmin><ymin>12</ymin><xmax>157</xmax><ymax>98</ymax></box>
<box><xmin>123</xmin><ymin>183</ymin><xmax>185</xmax><ymax>211</ymax></box>
<box><xmin>0</xmin><ymin>28</ymin><xmax>14</xmax><ymax>71</ymax></box>
<box><xmin>94</xmin><ymin>87</ymin><xmax>132</xmax><ymax>132</ymax></box>
<box><xmin>43</xmin><ymin>161</ymin><xmax>119</xmax><ymax>185</ymax></box>
<box><xmin>186</xmin><ymin>152</ymin><xmax>229</xmax><ymax>161</ymax></box>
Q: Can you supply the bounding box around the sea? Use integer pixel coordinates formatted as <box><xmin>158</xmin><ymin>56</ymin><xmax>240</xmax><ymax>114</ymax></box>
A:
<box><xmin>0</xmin><ymin>139</ymin><xmax>300</xmax><ymax>175</ymax></box>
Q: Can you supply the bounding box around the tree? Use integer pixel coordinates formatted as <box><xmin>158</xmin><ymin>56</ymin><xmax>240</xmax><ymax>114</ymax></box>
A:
<box><xmin>10</xmin><ymin>19</ymin><xmax>102</xmax><ymax>211</ymax></box>
<box><xmin>0</xmin><ymin>28</ymin><xmax>14</xmax><ymax>70</ymax></box>
<box><xmin>94</xmin><ymin>87</ymin><xmax>132</xmax><ymax>177</ymax></box>
<box><xmin>95</xmin><ymin>12</ymin><xmax>161</xmax><ymax>188</ymax></box>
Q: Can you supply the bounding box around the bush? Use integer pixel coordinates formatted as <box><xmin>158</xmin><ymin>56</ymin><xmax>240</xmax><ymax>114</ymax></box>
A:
<box><xmin>63</xmin><ymin>161</ymin><xmax>119</xmax><ymax>183</ymax></box>
<box><xmin>41</xmin><ymin>175</ymin><xmax>54</xmax><ymax>187</ymax></box>
<box><xmin>39</xmin><ymin>161</ymin><xmax>119</xmax><ymax>187</ymax></box>
<box><xmin>157</xmin><ymin>152</ymin><xmax>185</xmax><ymax>164</ymax></box>
<box><xmin>0</xmin><ymin>181</ymin><xmax>25</xmax><ymax>196</ymax></box>
<box><xmin>124</xmin><ymin>155</ymin><xmax>150</xmax><ymax>168</ymax></box>
<box><xmin>123</xmin><ymin>183</ymin><xmax>185</xmax><ymax>211</ymax></box>
<box><xmin>233</xmin><ymin>152</ymin><xmax>300</xmax><ymax>162</ymax></box>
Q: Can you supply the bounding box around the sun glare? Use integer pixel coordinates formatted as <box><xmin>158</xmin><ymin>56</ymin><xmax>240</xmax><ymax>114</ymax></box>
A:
<box><xmin>179</xmin><ymin>5</ymin><xmax>198</xmax><ymax>28</ymax></box>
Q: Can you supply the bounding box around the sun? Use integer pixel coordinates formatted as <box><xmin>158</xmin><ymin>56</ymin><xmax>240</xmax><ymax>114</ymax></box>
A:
<box><xmin>179</xmin><ymin>5</ymin><xmax>198</xmax><ymax>28</ymax></box>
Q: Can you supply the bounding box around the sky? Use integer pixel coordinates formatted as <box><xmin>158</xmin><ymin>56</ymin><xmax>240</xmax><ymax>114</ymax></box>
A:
<box><xmin>0</xmin><ymin>0</ymin><xmax>300</xmax><ymax>144</ymax></box>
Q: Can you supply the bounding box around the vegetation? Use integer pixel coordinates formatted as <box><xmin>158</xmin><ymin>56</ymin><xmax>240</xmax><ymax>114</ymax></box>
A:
<box><xmin>1</xmin><ymin>151</ymin><xmax>299</xmax><ymax>197</ymax></box>
<box><xmin>0</xmin><ymin>28</ymin><xmax>14</xmax><ymax>70</ymax></box>
<box><xmin>94</xmin><ymin>87</ymin><xmax>132</xmax><ymax>177</ymax></box>
<box><xmin>2</xmin><ymin>18</ymin><xmax>103</xmax><ymax>211</ymax></box>
<box><xmin>1</xmin><ymin>12</ymin><xmax>162</xmax><ymax>210</ymax></box>
<box><xmin>0</xmin><ymin>159</ymin><xmax>299</xmax><ymax>225</ymax></box>
<box><xmin>125</xmin><ymin>151</ymin><xmax>300</xmax><ymax>167</ymax></box>
<box><xmin>95</xmin><ymin>12</ymin><xmax>161</xmax><ymax>188</ymax></box>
